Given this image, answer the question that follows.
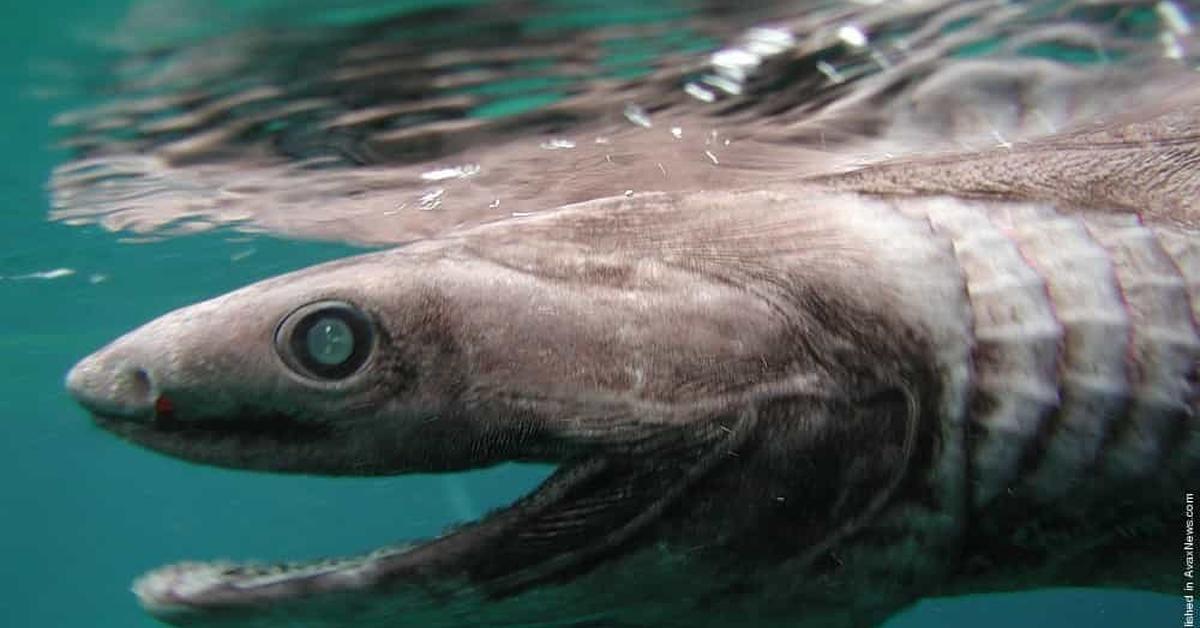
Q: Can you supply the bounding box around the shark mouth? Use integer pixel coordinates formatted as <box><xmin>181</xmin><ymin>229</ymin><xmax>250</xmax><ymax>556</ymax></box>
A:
<box><xmin>87</xmin><ymin>403</ymin><xmax>756</xmax><ymax>625</ymax></box>
<box><xmin>79</xmin><ymin>389</ymin><xmax>762</xmax><ymax>625</ymax></box>
<box><xmin>132</xmin><ymin>545</ymin><xmax>418</xmax><ymax>619</ymax></box>
<box><xmin>91</xmin><ymin>408</ymin><xmax>438</xmax><ymax>620</ymax></box>
<box><xmin>81</xmin><ymin>386</ymin><xmax>918</xmax><ymax>625</ymax></box>
<box><xmin>128</xmin><ymin>455</ymin><xmax>661</xmax><ymax>625</ymax></box>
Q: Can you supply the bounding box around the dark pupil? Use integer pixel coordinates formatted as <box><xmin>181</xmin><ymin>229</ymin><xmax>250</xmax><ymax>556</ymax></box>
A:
<box><xmin>289</xmin><ymin>307</ymin><xmax>372</xmax><ymax>379</ymax></box>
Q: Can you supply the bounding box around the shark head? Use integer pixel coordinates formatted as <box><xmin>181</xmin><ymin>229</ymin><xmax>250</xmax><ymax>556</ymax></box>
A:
<box><xmin>66</xmin><ymin>190</ymin><xmax>961</xmax><ymax>626</ymax></box>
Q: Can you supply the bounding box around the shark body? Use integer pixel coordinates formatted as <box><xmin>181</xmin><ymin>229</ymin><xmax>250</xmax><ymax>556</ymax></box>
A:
<box><xmin>58</xmin><ymin>1</ymin><xmax>1199</xmax><ymax>626</ymax></box>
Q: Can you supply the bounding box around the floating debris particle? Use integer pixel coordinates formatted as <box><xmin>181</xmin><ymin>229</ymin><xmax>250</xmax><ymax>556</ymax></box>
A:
<box><xmin>684</xmin><ymin>82</ymin><xmax>716</xmax><ymax>102</ymax></box>
<box><xmin>9</xmin><ymin>268</ymin><xmax>76</xmax><ymax>280</ymax></box>
<box><xmin>420</xmin><ymin>164</ymin><xmax>481</xmax><ymax>181</ymax></box>
<box><xmin>712</xmin><ymin>48</ymin><xmax>760</xmax><ymax>83</ymax></box>
<box><xmin>1158</xmin><ymin>1</ymin><xmax>1192</xmax><ymax>35</ymax></box>
<box><xmin>539</xmin><ymin>138</ymin><xmax>576</xmax><ymax>150</ymax></box>
<box><xmin>838</xmin><ymin>25</ymin><xmax>868</xmax><ymax>48</ymax></box>
<box><xmin>816</xmin><ymin>60</ymin><xmax>845</xmax><ymax>84</ymax></box>
<box><xmin>743</xmin><ymin>27</ymin><xmax>795</xmax><ymax>56</ymax></box>
<box><xmin>991</xmin><ymin>129</ymin><xmax>1013</xmax><ymax>149</ymax></box>
<box><xmin>418</xmin><ymin>188</ymin><xmax>445</xmax><ymax>211</ymax></box>
<box><xmin>703</xmin><ymin>73</ymin><xmax>744</xmax><ymax>96</ymax></box>
<box><xmin>1161</xmin><ymin>31</ymin><xmax>1184</xmax><ymax>59</ymax></box>
<box><xmin>623</xmin><ymin>103</ymin><xmax>652</xmax><ymax>128</ymax></box>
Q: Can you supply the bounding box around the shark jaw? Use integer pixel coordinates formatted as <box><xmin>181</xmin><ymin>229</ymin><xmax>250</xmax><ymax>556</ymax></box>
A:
<box><xmin>125</xmin><ymin>454</ymin><xmax>712</xmax><ymax>627</ymax></box>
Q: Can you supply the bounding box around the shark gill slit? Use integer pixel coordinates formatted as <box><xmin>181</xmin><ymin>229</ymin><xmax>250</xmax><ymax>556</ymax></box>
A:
<box><xmin>895</xmin><ymin>199</ymin><xmax>1200</xmax><ymax>510</ymax></box>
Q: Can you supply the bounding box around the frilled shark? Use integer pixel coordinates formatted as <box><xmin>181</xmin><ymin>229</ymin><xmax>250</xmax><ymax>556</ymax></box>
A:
<box><xmin>58</xmin><ymin>0</ymin><xmax>1199</xmax><ymax>626</ymax></box>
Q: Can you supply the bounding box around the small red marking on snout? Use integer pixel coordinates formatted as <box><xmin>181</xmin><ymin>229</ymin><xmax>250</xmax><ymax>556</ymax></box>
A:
<box><xmin>154</xmin><ymin>395</ymin><xmax>175</xmax><ymax>418</ymax></box>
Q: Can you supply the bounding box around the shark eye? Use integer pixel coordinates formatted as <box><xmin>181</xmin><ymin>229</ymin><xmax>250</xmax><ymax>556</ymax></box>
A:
<box><xmin>275</xmin><ymin>301</ymin><xmax>374</xmax><ymax>381</ymax></box>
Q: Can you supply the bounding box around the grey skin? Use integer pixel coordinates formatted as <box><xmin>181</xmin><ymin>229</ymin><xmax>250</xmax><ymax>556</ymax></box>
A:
<box><xmin>67</xmin><ymin>92</ymin><xmax>1200</xmax><ymax>626</ymax></box>
<box><xmin>57</xmin><ymin>1</ymin><xmax>1200</xmax><ymax>626</ymax></box>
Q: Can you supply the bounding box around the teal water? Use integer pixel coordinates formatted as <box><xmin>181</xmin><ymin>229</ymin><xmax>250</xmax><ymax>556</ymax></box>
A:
<box><xmin>0</xmin><ymin>1</ymin><xmax>1183</xmax><ymax>626</ymax></box>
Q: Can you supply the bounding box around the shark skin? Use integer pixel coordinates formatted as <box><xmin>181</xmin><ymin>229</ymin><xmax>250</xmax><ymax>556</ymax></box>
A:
<box><xmin>67</xmin><ymin>186</ymin><xmax>970</xmax><ymax>627</ymax></box>
<box><xmin>65</xmin><ymin>101</ymin><xmax>1200</xmax><ymax>624</ymax></box>
<box><xmin>54</xmin><ymin>0</ymin><xmax>1200</xmax><ymax>626</ymax></box>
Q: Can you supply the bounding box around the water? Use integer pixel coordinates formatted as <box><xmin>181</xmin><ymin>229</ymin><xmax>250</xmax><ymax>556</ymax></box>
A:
<box><xmin>0</xmin><ymin>1</ymin><xmax>1183</xmax><ymax>626</ymax></box>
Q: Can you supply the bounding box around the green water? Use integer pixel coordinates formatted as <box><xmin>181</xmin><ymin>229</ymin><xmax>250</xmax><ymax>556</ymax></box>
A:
<box><xmin>0</xmin><ymin>1</ymin><xmax>1182</xmax><ymax>626</ymax></box>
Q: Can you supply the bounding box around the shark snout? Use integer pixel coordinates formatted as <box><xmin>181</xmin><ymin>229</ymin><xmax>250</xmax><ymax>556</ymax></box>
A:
<box><xmin>66</xmin><ymin>349</ymin><xmax>159</xmax><ymax>421</ymax></box>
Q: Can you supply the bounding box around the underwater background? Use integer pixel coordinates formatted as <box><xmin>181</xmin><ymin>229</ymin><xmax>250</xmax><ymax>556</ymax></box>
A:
<box><xmin>0</xmin><ymin>1</ymin><xmax>1184</xmax><ymax>626</ymax></box>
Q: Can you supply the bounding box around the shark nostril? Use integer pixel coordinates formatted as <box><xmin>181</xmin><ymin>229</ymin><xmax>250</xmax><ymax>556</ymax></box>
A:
<box><xmin>117</xmin><ymin>367</ymin><xmax>160</xmax><ymax>417</ymax></box>
<box><xmin>130</xmin><ymin>368</ymin><xmax>152</xmax><ymax>401</ymax></box>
